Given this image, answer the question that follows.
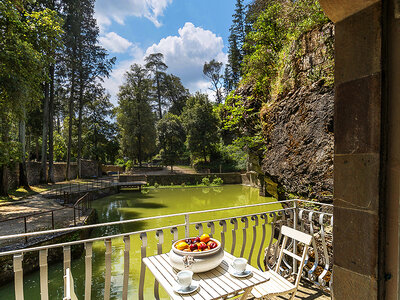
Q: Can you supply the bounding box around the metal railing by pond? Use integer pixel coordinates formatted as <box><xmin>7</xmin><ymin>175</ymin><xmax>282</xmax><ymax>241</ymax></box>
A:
<box><xmin>0</xmin><ymin>199</ymin><xmax>333</xmax><ymax>300</ymax></box>
<box><xmin>0</xmin><ymin>193</ymin><xmax>92</xmax><ymax>247</ymax></box>
<box><xmin>44</xmin><ymin>177</ymin><xmax>118</xmax><ymax>201</ymax></box>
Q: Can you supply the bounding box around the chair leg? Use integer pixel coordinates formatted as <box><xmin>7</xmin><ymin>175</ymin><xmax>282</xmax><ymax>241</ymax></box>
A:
<box><xmin>289</xmin><ymin>291</ymin><xmax>296</xmax><ymax>300</ymax></box>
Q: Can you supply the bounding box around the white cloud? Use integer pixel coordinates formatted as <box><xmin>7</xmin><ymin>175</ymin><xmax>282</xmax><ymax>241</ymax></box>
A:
<box><xmin>99</xmin><ymin>32</ymin><xmax>133</xmax><ymax>53</ymax></box>
<box><xmin>146</xmin><ymin>22</ymin><xmax>227</xmax><ymax>93</ymax></box>
<box><xmin>95</xmin><ymin>0</ymin><xmax>172</xmax><ymax>31</ymax></box>
<box><xmin>103</xmin><ymin>22</ymin><xmax>227</xmax><ymax>105</ymax></box>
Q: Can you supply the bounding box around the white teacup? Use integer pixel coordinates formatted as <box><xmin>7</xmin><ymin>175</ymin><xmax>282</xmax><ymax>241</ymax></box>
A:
<box><xmin>232</xmin><ymin>257</ymin><xmax>247</xmax><ymax>274</ymax></box>
<box><xmin>176</xmin><ymin>270</ymin><xmax>193</xmax><ymax>290</ymax></box>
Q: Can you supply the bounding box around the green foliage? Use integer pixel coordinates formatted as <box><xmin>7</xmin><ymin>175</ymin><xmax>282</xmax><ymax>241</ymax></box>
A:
<box><xmin>242</xmin><ymin>0</ymin><xmax>329</xmax><ymax>99</ymax></box>
<box><xmin>117</xmin><ymin>64</ymin><xmax>157</xmax><ymax>166</ymax></box>
<box><xmin>203</xmin><ymin>59</ymin><xmax>224</xmax><ymax>103</ymax></box>
<box><xmin>156</xmin><ymin>113</ymin><xmax>186</xmax><ymax>168</ymax></box>
<box><xmin>125</xmin><ymin>160</ymin><xmax>133</xmax><ymax>170</ymax></box>
<box><xmin>225</xmin><ymin>0</ymin><xmax>246</xmax><ymax>92</ymax></box>
<box><xmin>154</xmin><ymin>182</ymin><xmax>159</xmax><ymax>188</ymax></box>
<box><xmin>182</xmin><ymin>93</ymin><xmax>220</xmax><ymax>163</ymax></box>
<box><xmin>212</xmin><ymin>177</ymin><xmax>223</xmax><ymax>185</ymax></box>
<box><xmin>164</xmin><ymin>74</ymin><xmax>190</xmax><ymax>116</ymax></box>
<box><xmin>83</xmin><ymin>86</ymin><xmax>118</xmax><ymax>164</ymax></box>
<box><xmin>201</xmin><ymin>177</ymin><xmax>210</xmax><ymax>186</ymax></box>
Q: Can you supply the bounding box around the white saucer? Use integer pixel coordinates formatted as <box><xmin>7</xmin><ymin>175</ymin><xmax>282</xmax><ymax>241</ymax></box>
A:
<box><xmin>229</xmin><ymin>268</ymin><xmax>253</xmax><ymax>278</ymax></box>
<box><xmin>173</xmin><ymin>280</ymin><xmax>200</xmax><ymax>294</ymax></box>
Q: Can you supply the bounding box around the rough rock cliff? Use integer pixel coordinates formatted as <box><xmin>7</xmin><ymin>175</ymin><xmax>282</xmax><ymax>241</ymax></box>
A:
<box><xmin>243</xmin><ymin>24</ymin><xmax>334</xmax><ymax>202</ymax></box>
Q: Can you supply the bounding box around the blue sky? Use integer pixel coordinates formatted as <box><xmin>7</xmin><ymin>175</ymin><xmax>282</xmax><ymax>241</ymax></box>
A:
<box><xmin>94</xmin><ymin>0</ymin><xmax>241</xmax><ymax>104</ymax></box>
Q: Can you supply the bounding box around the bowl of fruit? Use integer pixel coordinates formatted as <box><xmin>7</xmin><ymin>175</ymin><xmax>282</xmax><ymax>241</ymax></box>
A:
<box><xmin>169</xmin><ymin>234</ymin><xmax>224</xmax><ymax>273</ymax></box>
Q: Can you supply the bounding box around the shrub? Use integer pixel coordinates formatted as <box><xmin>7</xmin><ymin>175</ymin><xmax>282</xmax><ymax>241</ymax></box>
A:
<box><xmin>125</xmin><ymin>160</ymin><xmax>133</xmax><ymax>171</ymax></box>
<box><xmin>212</xmin><ymin>177</ymin><xmax>223</xmax><ymax>185</ymax></box>
<box><xmin>154</xmin><ymin>182</ymin><xmax>159</xmax><ymax>188</ymax></box>
<box><xmin>201</xmin><ymin>177</ymin><xmax>210</xmax><ymax>186</ymax></box>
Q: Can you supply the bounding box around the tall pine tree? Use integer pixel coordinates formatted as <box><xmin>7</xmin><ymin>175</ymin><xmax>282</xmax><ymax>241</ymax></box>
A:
<box><xmin>224</xmin><ymin>0</ymin><xmax>246</xmax><ymax>92</ymax></box>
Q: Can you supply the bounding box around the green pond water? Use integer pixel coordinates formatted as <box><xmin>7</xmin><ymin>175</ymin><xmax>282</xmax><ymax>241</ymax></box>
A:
<box><xmin>0</xmin><ymin>185</ymin><xmax>281</xmax><ymax>299</ymax></box>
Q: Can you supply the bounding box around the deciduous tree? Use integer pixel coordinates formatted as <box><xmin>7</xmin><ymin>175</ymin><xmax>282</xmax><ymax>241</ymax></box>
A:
<box><xmin>156</xmin><ymin>113</ymin><xmax>186</xmax><ymax>172</ymax></box>
<box><xmin>117</xmin><ymin>64</ymin><xmax>156</xmax><ymax>166</ymax></box>
<box><xmin>182</xmin><ymin>93</ymin><xmax>219</xmax><ymax>163</ymax></box>
<box><xmin>203</xmin><ymin>59</ymin><xmax>224</xmax><ymax>104</ymax></box>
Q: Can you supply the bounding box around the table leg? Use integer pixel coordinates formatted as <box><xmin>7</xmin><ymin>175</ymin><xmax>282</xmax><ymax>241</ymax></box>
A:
<box><xmin>240</xmin><ymin>287</ymin><xmax>252</xmax><ymax>299</ymax></box>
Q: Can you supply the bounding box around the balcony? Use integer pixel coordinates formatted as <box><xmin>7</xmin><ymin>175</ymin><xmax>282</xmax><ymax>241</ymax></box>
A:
<box><xmin>0</xmin><ymin>199</ymin><xmax>332</xmax><ymax>299</ymax></box>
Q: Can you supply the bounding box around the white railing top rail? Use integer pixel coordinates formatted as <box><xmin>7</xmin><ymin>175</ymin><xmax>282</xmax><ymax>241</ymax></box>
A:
<box><xmin>0</xmin><ymin>199</ymin><xmax>332</xmax><ymax>257</ymax></box>
<box><xmin>0</xmin><ymin>223</ymin><xmax>186</xmax><ymax>257</ymax></box>
<box><xmin>0</xmin><ymin>199</ymin><xmax>331</xmax><ymax>242</ymax></box>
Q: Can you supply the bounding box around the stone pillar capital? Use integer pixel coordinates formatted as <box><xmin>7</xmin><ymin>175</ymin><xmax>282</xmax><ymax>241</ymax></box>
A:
<box><xmin>319</xmin><ymin>0</ymin><xmax>380</xmax><ymax>22</ymax></box>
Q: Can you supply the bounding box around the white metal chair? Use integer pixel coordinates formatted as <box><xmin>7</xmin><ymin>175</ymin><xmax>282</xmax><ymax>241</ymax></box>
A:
<box><xmin>63</xmin><ymin>268</ymin><xmax>78</xmax><ymax>300</ymax></box>
<box><xmin>251</xmin><ymin>225</ymin><xmax>313</xmax><ymax>300</ymax></box>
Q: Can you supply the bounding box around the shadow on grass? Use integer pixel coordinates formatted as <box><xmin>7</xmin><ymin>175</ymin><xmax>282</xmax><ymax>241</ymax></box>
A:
<box><xmin>0</xmin><ymin>186</ymin><xmax>37</xmax><ymax>203</ymax></box>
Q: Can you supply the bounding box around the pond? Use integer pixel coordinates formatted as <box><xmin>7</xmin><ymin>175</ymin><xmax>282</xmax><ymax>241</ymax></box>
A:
<box><xmin>0</xmin><ymin>185</ymin><xmax>281</xmax><ymax>299</ymax></box>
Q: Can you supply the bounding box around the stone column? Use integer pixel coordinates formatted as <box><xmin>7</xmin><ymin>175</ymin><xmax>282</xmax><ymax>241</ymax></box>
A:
<box><xmin>384</xmin><ymin>1</ymin><xmax>400</xmax><ymax>298</ymax></box>
<box><xmin>319</xmin><ymin>0</ymin><xmax>384</xmax><ymax>299</ymax></box>
<box><xmin>319</xmin><ymin>0</ymin><xmax>400</xmax><ymax>298</ymax></box>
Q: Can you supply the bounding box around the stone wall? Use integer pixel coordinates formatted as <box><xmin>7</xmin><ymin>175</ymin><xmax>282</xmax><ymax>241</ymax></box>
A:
<box><xmin>7</xmin><ymin>160</ymin><xmax>100</xmax><ymax>189</ymax></box>
<box><xmin>119</xmin><ymin>173</ymin><xmax>242</xmax><ymax>186</ymax></box>
<box><xmin>101</xmin><ymin>164</ymin><xmax>124</xmax><ymax>174</ymax></box>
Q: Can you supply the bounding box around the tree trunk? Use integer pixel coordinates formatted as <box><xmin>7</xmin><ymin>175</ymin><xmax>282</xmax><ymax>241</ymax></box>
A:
<box><xmin>138</xmin><ymin>133</ymin><xmax>142</xmax><ymax>167</ymax></box>
<box><xmin>156</xmin><ymin>73</ymin><xmax>162</xmax><ymax>119</ymax></box>
<box><xmin>40</xmin><ymin>82</ymin><xmax>50</xmax><ymax>183</ymax></box>
<box><xmin>35</xmin><ymin>138</ymin><xmax>39</xmax><ymax>161</ymax></box>
<box><xmin>66</xmin><ymin>68</ymin><xmax>76</xmax><ymax>180</ymax></box>
<box><xmin>19</xmin><ymin>108</ymin><xmax>29</xmax><ymax>188</ymax></box>
<box><xmin>48</xmin><ymin>64</ymin><xmax>55</xmax><ymax>183</ymax></box>
<box><xmin>0</xmin><ymin>121</ymin><xmax>9</xmax><ymax>196</ymax></box>
<box><xmin>77</xmin><ymin>76</ymin><xmax>84</xmax><ymax>179</ymax></box>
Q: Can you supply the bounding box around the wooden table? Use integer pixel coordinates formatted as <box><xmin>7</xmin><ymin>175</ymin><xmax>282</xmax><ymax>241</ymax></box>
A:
<box><xmin>143</xmin><ymin>251</ymin><xmax>269</xmax><ymax>300</ymax></box>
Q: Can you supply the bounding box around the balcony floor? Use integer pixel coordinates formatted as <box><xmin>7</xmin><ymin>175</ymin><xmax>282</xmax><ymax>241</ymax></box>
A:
<box><xmin>248</xmin><ymin>281</ymin><xmax>330</xmax><ymax>299</ymax></box>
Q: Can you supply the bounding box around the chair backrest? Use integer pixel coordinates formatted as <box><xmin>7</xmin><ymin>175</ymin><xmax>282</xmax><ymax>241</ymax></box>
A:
<box><xmin>274</xmin><ymin>226</ymin><xmax>313</xmax><ymax>287</ymax></box>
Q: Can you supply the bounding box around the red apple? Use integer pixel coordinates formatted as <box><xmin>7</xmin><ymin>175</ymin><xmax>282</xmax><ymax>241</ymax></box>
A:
<box><xmin>189</xmin><ymin>243</ymin><xmax>197</xmax><ymax>251</ymax></box>
<box><xmin>208</xmin><ymin>242</ymin><xmax>217</xmax><ymax>249</ymax></box>
<box><xmin>198</xmin><ymin>242</ymin><xmax>207</xmax><ymax>251</ymax></box>
<box><xmin>194</xmin><ymin>237</ymin><xmax>201</xmax><ymax>243</ymax></box>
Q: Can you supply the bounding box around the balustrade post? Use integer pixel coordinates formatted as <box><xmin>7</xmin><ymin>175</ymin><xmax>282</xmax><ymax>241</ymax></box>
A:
<box><xmin>240</xmin><ymin>217</ymin><xmax>249</xmax><ymax>258</ymax></box>
<box><xmin>39</xmin><ymin>249</ymin><xmax>49</xmax><ymax>300</ymax></box>
<box><xmin>139</xmin><ymin>233</ymin><xmax>147</xmax><ymax>300</ymax></box>
<box><xmin>154</xmin><ymin>230</ymin><xmax>164</xmax><ymax>299</ymax></box>
<box><xmin>219</xmin><ymin>220</ymin><xmax>227</xmax><ymax>249</ymax></box>
<box><xmin>230</xmin><ymin>218</ymin><xmax>238</xmax><ymax>255</ymax></box>
<box><xmin>248</xmin><ymin>215</ymin><xmax>258</xmax><ymax>265</ymax></box>
<box><xmin>84</xmin><ymin>242</ymin><xmax>93</xmax><ymax>300</ymax></box>
<box><xmin>13</xmin><ymin>254</ymin><xmax>24</xmax><ymax>300</ymax></box>
<box><xmin>207</xmin><ymin>222</ymin><xmax>215</xmax><ymax>238</ymax></box>
<box><xmin>184</xmin><ymin>214</ymin><xmax>190</xmax><ymax>238</ymax></box>
<box><xmin>123</xmin><ymin>236</ymin><xmax>130</xmax><ymax>300</ymax></box>
<box><xmin>104</xmin><ymin>239</ymin><xmax>112</xmax><ymax>300</ymax></box>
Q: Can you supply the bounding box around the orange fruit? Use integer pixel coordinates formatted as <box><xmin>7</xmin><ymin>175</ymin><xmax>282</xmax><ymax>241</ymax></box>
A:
<box><xmin>176</xmin><ymin>241</ymin><xmax>189</xmax><ymax>250</ymax></box>
<box><xmin>200</xmin><ymin>233</ymin><xmax>210</xmax><ymax>243</ymax></box>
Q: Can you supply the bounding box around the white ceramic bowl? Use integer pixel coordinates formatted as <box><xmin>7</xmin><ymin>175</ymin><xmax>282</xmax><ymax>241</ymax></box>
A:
<box><xmin>169</xmin><ymin>238</ymin><xmax>224</xmax><ymax>273</ymax></box>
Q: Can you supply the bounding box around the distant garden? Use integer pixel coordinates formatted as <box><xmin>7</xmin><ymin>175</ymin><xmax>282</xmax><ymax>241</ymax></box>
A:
<box><xmin>0</xmin><ymin>0</ymin><xmax>327</xmax><ymax>195</ymax></box>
